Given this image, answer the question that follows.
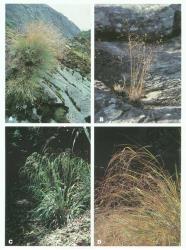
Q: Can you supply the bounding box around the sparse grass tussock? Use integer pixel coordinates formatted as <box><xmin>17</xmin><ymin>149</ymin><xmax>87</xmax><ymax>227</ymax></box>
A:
<box><xmin>113</xmin><ymin>83</ymin><xmax>126</xmax><ymax>95</ymax></box>
<box><xmin>113</xmin><ymin>34</ymin><xmax>153</xmax><ymax>102</ymax></box>
<box><xmin>20</xmin><ymin>152</ymin><xmax>90</xmax><ymax>228</ymax></box>
<box><xmin>95</xmin><ymin>146</ymin><xmax>180</xmax><ymax>246</ymax></box>
<box><xmin>127</xmin><ymin>35</ymin><xmax>153</xmax><ymax>102</ymax></box>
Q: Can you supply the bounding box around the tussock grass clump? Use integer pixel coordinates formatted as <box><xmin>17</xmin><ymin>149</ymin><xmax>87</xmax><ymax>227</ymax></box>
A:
<box><xmin>113</xmin><ymin>34</ymin><xmax>153</xmax><ymax>102</ymax></box>
<box><xmin>6</xmin><ymin>22</ymin><xmax>65</xmax><ymax>104</ymax></box>
<box><xmin>127</xmin><ymin>35</ymin><xmax>153</xmax><ymax>102</ymax></box>
<box><xmin>20</xmin><ymin>152</ymin><xmax>90</xmax><ymax>228</ymax></box>
<box><xmin>95</xmin><ymin>146</ymin><xmax>180</xmax><ymax>246</ymax></box>
<box><xmin>113</xmin><ymin>83</ymin><xmax>126</xmax><ymax>96</ymax></box>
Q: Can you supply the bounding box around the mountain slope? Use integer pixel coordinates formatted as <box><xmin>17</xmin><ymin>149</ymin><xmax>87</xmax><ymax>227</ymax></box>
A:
<box><xmin>6</xmin><ymin>4</ymin><xmax>80</xmax><ymax>38</ymax></box>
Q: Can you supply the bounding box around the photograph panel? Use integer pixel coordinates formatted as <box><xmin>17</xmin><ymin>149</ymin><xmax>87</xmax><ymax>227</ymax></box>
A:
<box><xmin>6</xmin><ymin>127</ymin><xmax>90</xmax><ymax>246</ymax></box>
<box><xmin>95</xmin><ymin>127</ymin><xmax>181</xmax><ymax>246</ymax></box>
<box><xmin>6</xmin><ymin>3</ymin><xmax>90</xmax><ymax>123</ymax></box>
<box><xmin>95</xmin><ymin>4</ymin><xmax>181</xmax><ymax>123</ymax></box>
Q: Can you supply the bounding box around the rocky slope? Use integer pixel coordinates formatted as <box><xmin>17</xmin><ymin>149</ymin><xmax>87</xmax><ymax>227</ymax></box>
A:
<box><xmin>95</xmin><ymin>4</ymin><xmax>181</xmax><ymax>123</ymax></box>
<box><xmin>42</xmin><ymin>67</ymin><xmax>90</xmax><ymax>123</ymax></box>
<box><xmin>6</xmin><ymin>4</ymin><xmax>80</xmax><ymax>38</ymax></box>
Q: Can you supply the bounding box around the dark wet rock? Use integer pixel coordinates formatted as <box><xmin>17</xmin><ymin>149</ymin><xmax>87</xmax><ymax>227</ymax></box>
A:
<box><xmin>95</xmin><ymin>4</ymin><xmax>181</xmax><ymax>41</ymax></box>
<box><xmin>143</xmin><ymin>37</ymin><xmax>181</xmax><ymax>107</ymax></box>
<box><xmin>95</xmin><ymin>80</ymin><xmax>181</xmax><ymax>123</ymax></box>
<box><xmin>145</xmin><ymin>106</ymin><xmax>181</xmax><ymax>123</ymax></box>
<box><xmin>95</xmin><ymin>36</ymin><xmax>181</xmax><ymax>89</ymax></box>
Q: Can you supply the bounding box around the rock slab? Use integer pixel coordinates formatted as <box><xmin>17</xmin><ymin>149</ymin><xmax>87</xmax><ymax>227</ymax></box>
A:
<box><xmin>95</xmin><ymin>4</ymin><xmax>181</xmax><ymax>40</ymax></box>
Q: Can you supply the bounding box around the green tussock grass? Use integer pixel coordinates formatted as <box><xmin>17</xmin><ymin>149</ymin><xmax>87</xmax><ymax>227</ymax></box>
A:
<box><xmin>95</xmin><ymin>146</ymin><xmax>180</xmax><ymax>246</ymax></box>
<box><xmin>6</xmin><ymin>21</ymin><xmax>65</xmax><ymax>105</ymax></box>
<box><xmin>20</xmin><ymin>152</ymin><xmax>90</xmax><ymax>228</ymax></box>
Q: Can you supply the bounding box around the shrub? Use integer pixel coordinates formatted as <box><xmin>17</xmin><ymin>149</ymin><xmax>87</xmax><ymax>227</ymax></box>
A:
<box><xmin>95</xmin><ymin>146</ymin><xmax>180</xmax><ymax>246</ymax></box>
<box><xmin>20</xmin><ymin>152</ymin><xmax>90</xmax><ymax>228</ymax></box>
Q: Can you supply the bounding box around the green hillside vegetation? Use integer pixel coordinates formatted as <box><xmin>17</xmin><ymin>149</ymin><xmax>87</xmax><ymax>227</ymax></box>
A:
<box><xmin>63</xmin><ymin>31</ymin><xmax>91</xmax><ymax>78</ymax></box>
